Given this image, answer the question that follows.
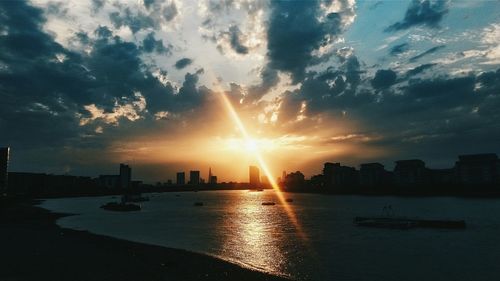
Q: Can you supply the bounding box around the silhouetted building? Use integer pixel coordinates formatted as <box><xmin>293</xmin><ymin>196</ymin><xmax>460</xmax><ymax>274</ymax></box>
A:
<box><xmin>9</xmin><ymin>172</ymin><xmax>94</xmax><ymax>196</ymax></box>
<box><xmin>261</xmin><ymin>175</ymin><xmax>270</xmax><ymax>186</ymax></box>
<box><xmin>310</xmin><ymin>174</ymin><xmax>324</xmax><ymax>189</ymax></box>
<box><xmin>284</xmin><ymin>171</ymin><xmax>305</xmax><ymax>191</ymax></box>
<box><xmin>455</xmin><ymin>154</ymin><xmax>500</xmax><ymax>185</ymax></box>
<box><xmin>189</xmin><ymin>170</ymin><xmax>200</xmax><ymax>185</ymax></box>
<box><xmin>210</xmin><ymin>176</ymin><xmax>217</xmax><ymax>185</ymax></box>
<box><xmin>323</xmin><ymin>162</ymin><xmax>358</xmax><ymax>190</ymax></box>
<box><xmin>249</xmin><ymin>166</ymin><xmax>260</xmax><ymax>187</ymax></box>
<box><xmin>429</xmin><ymin>168</ymin><xmax>455</xmax><ymax>185</ymax></box>
<box><xmin>359</xmin><ymin>163</ymin><xmax>391</xmax><ymax>188</ymax></box>
<box><xmin>119</xmin><ymin>164</ymin><xmax>131</xmax><ymax>188</ymax></box>
<box><xmin>176</xmin><ymin>172</ymin><xmax>185</xmax><ymax>185</ymax></box>
<box><xmin>394</xmin><ymin>159</ymin><xmax>429</xmax><ymax>187</ymax></box>
<box><xmin>131</xmin><ymin>180</ymin><xmax>142</xmax><ymax>189</ymax></box>
<box><xmin>98</xmin><ymin>175</ymin><xmax>120</xmax><ymax>189</ymax></box>
<box><xmin>0</xmin><ymin>147</ymin><xmax>9</xmax><ymax>194</ymax></box>
<box><xmin>208</xmin><ymin>168</ymin><xmax>218</xmax><ymax>185</ymax></box>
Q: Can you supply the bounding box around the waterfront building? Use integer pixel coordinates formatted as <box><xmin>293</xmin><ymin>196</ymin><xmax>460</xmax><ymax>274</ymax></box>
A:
<box><xmin>98</xmin><ymin>175</ymin><xmax>120</xmax><ymax>189</ymax></box>
<box><xmin>394</xmin><ymin>159</ymin><xmax>429</xmax><ymax>187</ymax></box>
<box><xmin>210</xmin><ymin>176</ymin><xmax>217</xmax><ymax>185</ymax></box>
<box><xmin>323</xmin><ymin>162</ymin><xmax>358</xmax><ymax>189</ymax></box>
<box><xmin>208</xmin><ymin>167</ymin><xmax>217</xmax><ymax>185</ymax></box>
<box><xmin>176</xmin><ymin>172</ymin><xmax>185</xmax><ymax>185</ymax></box>
<box><xmin>249</xmin><ymin>166</ymin><xmax>260</xmax><ymax>187</ymax></box>
<box><xmin>359</xmin><ymin>162</ymin><xmax>390</xmax><ymax>188</ymax></box>
<box><xmin>455</xmin><ymin>153</ymin><xmax>500</xmax><ymax>185</ymax></box>
<box><xmin>189</xmin><ymin>170</ymin><xmax>200</xmax><ymax>185</ymax></box>
<box><xmin>119</xmin><ymin>164</ymin><xmax>131</xmax><ymax>188</ymax></box>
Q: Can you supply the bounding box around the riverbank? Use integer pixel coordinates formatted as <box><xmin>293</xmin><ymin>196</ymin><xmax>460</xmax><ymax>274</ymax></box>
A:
<box><xmin>0</xmin><ymin>197</ymin><xmax>289</xmax><ymax>281</ymax></box>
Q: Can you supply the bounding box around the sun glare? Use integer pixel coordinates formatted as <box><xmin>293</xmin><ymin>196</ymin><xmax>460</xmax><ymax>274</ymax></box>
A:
<box><xmin>245</xmin><ymin>139</ymin><xmax>258</xmax><ymax>152</ymax></box>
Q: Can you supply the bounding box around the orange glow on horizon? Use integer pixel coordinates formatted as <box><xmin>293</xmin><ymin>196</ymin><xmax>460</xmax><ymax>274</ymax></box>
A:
<box><xmin>216</xmin><ymin>82</ymin><xmax>308</xmax><ymax>240</ymax></box>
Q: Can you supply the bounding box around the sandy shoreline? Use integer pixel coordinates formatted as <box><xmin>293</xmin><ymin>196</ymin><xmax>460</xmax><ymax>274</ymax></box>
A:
<box><xmin>0</xmin><ymin>198</ymin><xmax>290</xmax><ymax>281</ymax></box>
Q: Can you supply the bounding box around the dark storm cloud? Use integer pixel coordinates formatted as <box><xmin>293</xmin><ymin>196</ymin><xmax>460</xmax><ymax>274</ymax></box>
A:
<box><xmin>175</xmin><ymin>69</ymin><xmax>210</xmax><ymax>111</ymax></box>
<box><xmin>409</xmin><ymin>45</ymin><xmax>445</xmax><ymax>62</ymax></box>
<box><xmin>405</xmin><ymin>63</ymin><xmax>436</xmax><ymax>77</ymax></box>
<box><xmin>0</xmin><ymin>1</ymin><xmax>208</xmax><ymax>150</ymax></box>
<box><xmin>0</xmin><ymin>1</ymin><xmax>82</xmax><ymax>146</ymax></box>
<box><xmin>277</xmin><ymin>62</ymin><xmax>500</xmax><ymax>162</ymax></box>
<box><xmin>228</xmin><ymin>25</ymin><xmax>249</xmax><ymax>55</ymax></box>
<box><xmin>371</xmin><ymin>69</ymin><xmax>397</xmax><ymax>89</ymax></box>
<box><xmin>141</xmin><ymin>32</ymin><xmax>170</xmax><ymax>54</ymax></box>
<box><xmin>277</xmin><ymin>55</ymin><xmax>369</xmax><ymax>119</ymax></box>
<box><xmin>266</xmin><ymin>1</ymin><xmax>347</xmax><ymax>83</ymax></box>
<box><xmin>390</xmin><ymin>43</ymin><xmax>409</xmax><ymax>55</ymax></box>
<box><xmin>174</xmin><ymin>58</ymin><xmax>193</xmax><ymax>69</ymax></box>
<box><xmin>386</xmin><ymin>0</ymin><xmax>449</xmax><ymax>32</ymax></box>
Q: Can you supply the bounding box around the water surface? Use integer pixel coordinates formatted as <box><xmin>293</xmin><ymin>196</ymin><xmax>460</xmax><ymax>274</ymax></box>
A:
<box><xmin>42</xmin><ymin>190</ymin><xmax>500</xmax><ymax>281</ymax></box>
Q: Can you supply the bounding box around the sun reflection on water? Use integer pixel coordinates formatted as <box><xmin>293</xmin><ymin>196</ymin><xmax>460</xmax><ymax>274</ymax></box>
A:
<box><xmin>215</xmin><ymin>191</ymin><xmax>292</xmax><ymax>276</ymax></box>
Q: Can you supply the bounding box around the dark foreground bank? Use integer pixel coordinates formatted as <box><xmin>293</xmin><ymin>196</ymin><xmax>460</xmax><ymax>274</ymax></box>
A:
<box><xmin>0</xmin><ymin>198</ymin><xmax>289</xmax><ymax>281</ymax></box>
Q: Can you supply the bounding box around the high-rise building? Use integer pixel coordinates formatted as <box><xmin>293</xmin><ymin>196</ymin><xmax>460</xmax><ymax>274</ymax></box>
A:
<box><xmin>249</xmin><ymin>166</ymin><xmax>260</xmax><ymax>187</ymax></box>
<box><xmin>210</xmin><ymin>176</ymin><xmax>217</xmax><ymax>185</ymax></box>
<box><xmin>0</xmin><ymin>147</ymin><xmax>10</xmax><ymax>194</ymax></box>
<box><xmin>119</xmin><ymin>164</ymin><xmax>131</xmax><ymax>188</ymax></box>
<box><xmin>189</xmin><ymin>170</ymin><xmax>200</xmax><ymax>185</ymax></box>
<box><xmin>176</xmin><ymin>172</ymin><xmax>185</xmax><ymax>185</ymax></box>
<box><xmin>208</xmin><ymin>167</ymin><xmax>217</xmax><ymax>185</ymax></box>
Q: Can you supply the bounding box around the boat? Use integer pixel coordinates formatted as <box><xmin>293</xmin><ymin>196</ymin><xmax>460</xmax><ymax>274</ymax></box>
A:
<box><xmin>194</xmin><ymin>202</ymin><xmax>204</xmax><ymax>206</ymax></box>
<box><xmin>100</xmin><ymin>202</ymin><xmax>141</xmax><ymax>212</ymax></box>
<box><xmin>262</xmin><ymin>202</ymin><xmax>276</xmax><ymax>206</ymax></box>
<box><xmin>354</xmin><ymin>217</ymin><xmax>466</xmax><ymax>229</ymax></box>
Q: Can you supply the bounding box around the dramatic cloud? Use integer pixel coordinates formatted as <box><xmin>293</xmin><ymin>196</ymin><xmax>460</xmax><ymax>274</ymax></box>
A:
<box><xmin>174</xmin><ymin>58</ymin><xmax>193</xmax><ymax>69</ymax></box>
<box><xmin>266</xmin><ymin>0</ymin><xmax>356</xmax><ymax>83</ymax></box>
<box><xmin>409</xmin><ymin>45</ymin><xmax>445</xmax><ymax>62</ymax></box>
<box><xmin>245</xmin><ymin>66</ymin><xmax>280</xmax><ymax>103</ymax></box>
<box><xmin>91</xmin><ymin>0</ymin><xmax>105</xmax><ymax>13</ymax></box>
<box><xmin>371</xmin><ymin>69</ymin><xmax>397</xmax><ymax>89</ymax></box>
<box><xmin>0</xmin><ymin>0</ymin><xmax>206</xmax><ymax>150</ymax></box>
<box><xmin>141</xmin><ymin>32</ymin><xmax>170</xmax><ymax>54</ymax></box>
<box><xmin>390</xmin><ymin>43</ymin><xmax>409</xmax><ymax>55</ymax></box>
<box><xmin>109</xmin><ymin>1</ymin><xmax>178</xmax><ymax>33</ymax></box>
<box><xmin>386</xmin><ymin>0</ymin><xmax>449</xmax><ymax>32</ymax></box>
<box><xmin>228</xmin><ymin>25</ymin><xmax>249</xmax><ymax>55</ymax></box>
<box><xmin>405</xmin><ymin>63</ymin><xmax>436</xmax><ymax>77</ymax></box>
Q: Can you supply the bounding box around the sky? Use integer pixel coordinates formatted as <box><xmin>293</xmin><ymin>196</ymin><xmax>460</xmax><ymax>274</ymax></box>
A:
<box><xmin>1</xmin><ymin>0</ymin><xmax>499</xmax><ymax>183</ymax></box>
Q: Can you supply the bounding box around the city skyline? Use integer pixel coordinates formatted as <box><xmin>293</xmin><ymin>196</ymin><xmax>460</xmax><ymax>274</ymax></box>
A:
<box><xmin>1</xmin><ymin>1</ymin><xmax>499</xmax><ymax>183</ymax></box>
<box><xmin>4</xmin><ymin>145</ymin><xmax>498</xmax><ymax>187</ymax></box>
